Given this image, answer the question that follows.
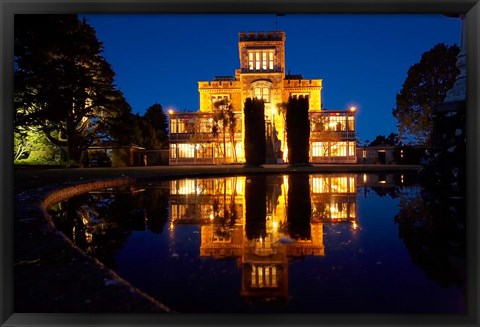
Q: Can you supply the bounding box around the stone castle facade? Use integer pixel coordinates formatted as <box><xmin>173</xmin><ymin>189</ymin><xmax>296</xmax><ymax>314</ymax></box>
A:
<box><xmin>169</xmin><ymin>31</ymin><xmax>356</xmax><ymax>164</ymax></box>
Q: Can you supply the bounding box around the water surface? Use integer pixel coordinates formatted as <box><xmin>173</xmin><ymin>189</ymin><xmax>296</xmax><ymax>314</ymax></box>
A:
<box><xmin>49</xmin><ymin>173</ymin><xmax>466</xmax><ymax>313</ymax></box>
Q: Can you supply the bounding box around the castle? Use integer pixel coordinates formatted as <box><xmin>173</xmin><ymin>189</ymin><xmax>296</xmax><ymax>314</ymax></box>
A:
<box><xmin>169</xmin><ymin>31</ymin><xmax>356</xmax><ymax>164</ymax></box>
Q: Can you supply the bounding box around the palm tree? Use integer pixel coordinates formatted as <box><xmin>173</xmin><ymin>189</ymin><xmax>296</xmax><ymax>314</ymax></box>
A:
<box><xmin>212</xmin><ymin>99</ymin><xmax>237</xmax><ymax>163</ymax></box>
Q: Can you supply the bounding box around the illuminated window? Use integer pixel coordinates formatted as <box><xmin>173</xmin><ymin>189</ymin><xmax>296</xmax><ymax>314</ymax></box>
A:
<box><xmin>196</xmin><ymin>144</ymin><xmax>213</xmax><ymax>158</ymax></box>
<box><xmin>349</xmin><ymin>142</ymin><xmax>355</xmax><ymax>156</ymax></box>
<box><xmin>311</xmin><ymin>142</ymin><xmax>325</xmax><ymax>157</ymax></box>
<box><xmin>170</xmin><ymin>144</ymin><xmax>177</xmax><ymax>158</ymax></box>
<box><xmin>170</xmin><ymin>119</ymin><xmax>177</xmax><ymax>133</ymax></box>
<box><xmin>178</xmin><ymin>144</ymin><xmax>195</xmax><ymax>158</ymax></box>
<box><xmin>247</xmin><ymin>49</ymin><xmax>275</xmax><ymax>71</ymax></box>
<box><xmin>311</xmin><ymin>176</ymin><xmax>327</xmax><ymax>193</ymax></box>
<box><xmin>175</xmin><ymin>119</ymin><xmax>195</xmax><ymax>133</ymax></box>
<box><xmin>254</xmin><ymin>86</ymin><xmax>270</xmax><ymax>102</ymax></box>
<box><xmin>347</xmin><ymin>116</ymin><xmax>355</xmax><ymax>131</ymax></box>
<box><xmin>326</xmin><ymin>116</ymin><xmax>347</xmax><ymax>131</ymax></box>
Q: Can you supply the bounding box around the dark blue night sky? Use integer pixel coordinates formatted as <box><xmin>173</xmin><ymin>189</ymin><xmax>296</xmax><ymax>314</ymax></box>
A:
<box><xmin>81</xmin><ymin>14</ymin><xmax>461</xmax><ymax>144</ymax></box>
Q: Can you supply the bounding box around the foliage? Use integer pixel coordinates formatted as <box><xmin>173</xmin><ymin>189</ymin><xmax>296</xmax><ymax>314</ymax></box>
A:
<box><xmin>14</xmin><ymin>126</ymin><xmax>64</xmax><ymax>164</ymax></box>
<box><xmin>212</xmin><ymin>99</ymin><xmax>237</xmax><ymax>162</ymax></box>
<box><xmin>108</xmin><ymin>103</ymin><xmax>169</xmax><ymax>149</ymax></box>
<box><xmin>243</xmin><ymin>98</ymin><xmax>266</xmax><ymax>166</ymax></box>
<box><xmin>368</xmin><ymin>132</ymin><xmax>400</xmax><ymax>146</ymax></box>
<box><xmin>287</xmin><ymin>174</ymin><xmax>311</xmax><ymax>239</ymax></box>
<box><xmin>245</xmin><ymin>175</ymin><xmax>267</xmax><ymax>240</ymax></box>
<box><xmin>14</xmin><ymin>15</ymin><xmax>132</xmax><ymax>163</ymax></box>
<box><xmin>286</xmin><ymin>97</ymin><xmax>310</xmax><ymax>164</ymax></box>
<box><xmin>394</xmin><ymin>188</ymin><xmax>465</xmax><ymax>288</ymax></box>
<box><xmin>392</xmin><ymin>43</ymin><xmax>459</xmax><ymax>145</ymax></box>
<box><xmin>144</xmin><ymin>103</ymin><xmax>169</xmax><ymax>145</ymax></box>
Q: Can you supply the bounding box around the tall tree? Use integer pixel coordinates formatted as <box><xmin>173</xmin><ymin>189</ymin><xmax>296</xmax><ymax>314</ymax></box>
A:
<box><xmin>144</xmin><ymin>103</ymin><xmax>169</xmax><ymax>146</ymax></box>
<box><xmin>14</xmin><ymin>15</ymin><xmax>131</xmax><ymax>163</ymax></box>
<box><xmin>244</xmin><ymin>98</ymin><xmax>266</xmax><ymax>166</ymax></box>
<box><xmin>392</xmin><ymin>43</ymin><xmax>459</xmax><ymax>145</ymax></box>
<box><xmin>286</xmin><ymin>97</ymin><xmax>310</xmax><ymax>164</ymax></box>
<box><xmin>287</xmin><ymin>174</ymin><xmax>311</xmax><ymax>239</ymax></box>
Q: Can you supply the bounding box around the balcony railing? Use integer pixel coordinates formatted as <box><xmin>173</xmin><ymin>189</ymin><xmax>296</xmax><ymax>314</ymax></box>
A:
<box><xmin>169</xmin><ymin>132</ymin><xmax>242</xmax><ymax>142</ymax></box>
<box><xmin>310</xmin><ymin>131</ymin><xmax>356</xmax><ymax>140</ymax></box>
<box><xmin>310</xmin><ymin>156</ymin><xmax>357</xmax><ymax>164</ymax></box>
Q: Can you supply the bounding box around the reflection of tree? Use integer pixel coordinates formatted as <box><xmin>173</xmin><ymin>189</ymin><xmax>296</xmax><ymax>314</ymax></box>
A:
<box><xmin>211</xmin><ymin>177</ymin><xmax>239</xmax><ymax>240</ymax></box>
<box><xmin>394</xmin><ymin>188</ymin><xmax>465</xmax><ymax>289</ymax></box>
<box><xmin>212</xmin><ymin>199</ymin><xmax>238</xmax><ymax>240</ymax></box>
<box><xmin>49</xmin><ymin>185</ymin><xmax>170</xmax><ymax>269</ymax></box>
<box><xmin>287</xmin><ymin>174</ymin><xmax>311</xmax><ymax>239</ymax></box>
<box><xmin>266</xmin><ymin>176</ymin><xmax>283</xmax><ymax>218</ymax></box>
<box><xmin>245</xmin><ymin>175</ymin><xmax>267</xmax><ymax>240</ymax></box>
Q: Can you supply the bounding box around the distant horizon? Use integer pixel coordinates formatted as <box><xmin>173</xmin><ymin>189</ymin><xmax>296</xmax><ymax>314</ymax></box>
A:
<box><xmin>81</xmin><ymin>14</ymin><xmax>461</xmax><ymax>144</ymax></box>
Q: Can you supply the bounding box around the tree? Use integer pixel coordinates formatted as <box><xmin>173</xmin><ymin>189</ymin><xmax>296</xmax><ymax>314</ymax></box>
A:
<box><xmin>14</xmin><ymin>15</ymin><xmax>131</xmax><ymax>163</ymax></box>
<box><xmin>245</xmin><ymin>175</ymin><xmax>267</xmax><ymax>240</ymax></box>
<box><xmin>14</xmin><ymin>126</ymin><xmax>63</xmax><ymax>164</ymax></box>
<box><xmin>286</xmin><ymin>97</ymin><xmax>310</xmax><ymax>164</ymax></box>
<box><xmin>144</xmin><ymin>103</ymin><xmax>169</xmax><ymax>146</ymax></box>
<box><xmin>244</xmin><ymin>98</ymin><xmax>266</xmax><ymax>166</ymax></box>
<box><xmin>212</xmin><ymin>99</ymin><xmax>237</xmax><ymax>163</ymax></box>
<box><xmin>287</xmin><ymin>174</ymin><xmax>311</xmax><ymax>239</ymax></box>
<box><xmin>368</xmin><ymin>132</ymin><xmax>400</xmax><ymax>146</ymax></box>
<box><xmin>392</xmin><ymin>43</ymin><xmax>459</xmax><ymax>145</ymax></box>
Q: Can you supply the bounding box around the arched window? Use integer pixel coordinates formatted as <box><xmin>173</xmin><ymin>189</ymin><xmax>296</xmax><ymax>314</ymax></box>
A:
<box><xmin>253</xmin><ymin>86</ymin><xmax>270</xmax><ymax>102</ymax></box>
<box><xmin>251</xmin><ymin>80</ymin><xmax>272</xmax><ymax>103</ymax></box>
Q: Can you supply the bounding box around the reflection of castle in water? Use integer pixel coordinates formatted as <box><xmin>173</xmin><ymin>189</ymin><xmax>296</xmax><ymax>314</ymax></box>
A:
<box><xmin>169</xmin><ymin>174</ymin><xmax>357</xmax><ymax>299</ymax></box>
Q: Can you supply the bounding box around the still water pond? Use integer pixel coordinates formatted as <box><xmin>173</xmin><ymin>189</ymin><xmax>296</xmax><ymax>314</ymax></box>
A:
<box><xmin>49</xmin><ymin>173</ymin><xmax>465</xmax><ymax>313</ymax></box>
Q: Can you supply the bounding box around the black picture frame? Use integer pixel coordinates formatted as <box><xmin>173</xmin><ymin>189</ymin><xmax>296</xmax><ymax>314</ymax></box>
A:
<box><xmin>1</xmin><ymin>1</ymin><xmax>479</xmax><ymax>326</ymax></box>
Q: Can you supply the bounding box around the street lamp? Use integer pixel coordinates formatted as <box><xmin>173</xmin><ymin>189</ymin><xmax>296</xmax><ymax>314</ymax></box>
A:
<box><xmin>349</xmin><ymin>106</ymin><xmax>356</xmax><ymax>112</ymax></box>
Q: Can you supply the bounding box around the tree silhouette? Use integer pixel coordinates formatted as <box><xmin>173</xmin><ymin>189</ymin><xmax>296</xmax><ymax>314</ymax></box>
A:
<box><xmin>243</xmin><ymin>98</ymin><xmax>266</xmax><ymax>166</ymax></box>
<box><xmin>286</xmin><ymin>97</ymin><xmax>310</xmax><ymax>164</ymax></box>
<box><xmin>392</xmin><ymin>43</ymin><xmax>459</xmax><ymax>145</ymax></box>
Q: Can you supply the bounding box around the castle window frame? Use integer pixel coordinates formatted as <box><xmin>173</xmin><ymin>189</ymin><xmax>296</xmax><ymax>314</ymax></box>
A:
<box><xmin>252</xmin><ymin>80</ymin><xmax>272</xmax><ymax>103</ymax></box>
<box><xmin>247</xmin><ymin>49</ymin><xmax>275</xmax><ymax>71</ymax></box>
<box><xmin>254</xmin><ymin>86</ymin><xmax>270</xmax><ymax>103</ymax></box>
